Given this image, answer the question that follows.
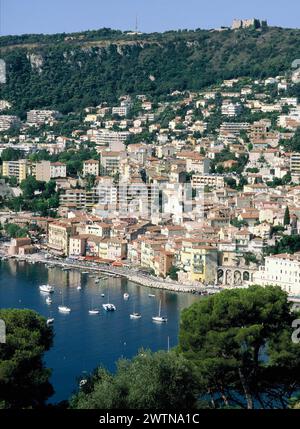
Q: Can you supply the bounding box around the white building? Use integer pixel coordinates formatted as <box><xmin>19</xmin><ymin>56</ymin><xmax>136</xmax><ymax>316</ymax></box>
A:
<box><xmin>36</xmin><ymin>161</ymin><xmax>66</xmax><ymax>182</ymax></box>
<box><xmin>221</xmin><ymin>102</ymin><xmax>242</xmax><ymax>117</ymax></box>
<box><xmin>0</xmin><ymin>115</ymin><xmax>21</xmax><ymax>131</ymax></box>
<box><xmin>27</xmin><ymin>110</ymin><xmax>60</xmax><ymax>125</ymax></box>
<box><xmin>253</xmin><ymin>253</ymin><xmax>300</xmax><ymax>295</ymax></box>
<box><xmin>83</xmin><ymin>160</ymin><xmax>99</xmax><ymax>177</ymax></box>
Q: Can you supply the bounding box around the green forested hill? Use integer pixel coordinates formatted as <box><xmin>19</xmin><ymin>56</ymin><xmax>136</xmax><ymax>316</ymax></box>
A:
<box><xmin>0</xmin><ymin>26</ymin><xmax>300</xmax><ymax>116</ymax></box>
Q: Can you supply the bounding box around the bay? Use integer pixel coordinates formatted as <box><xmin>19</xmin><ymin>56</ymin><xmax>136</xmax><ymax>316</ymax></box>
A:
<box><xmin>0</xmin><ymin>259</ymin><xmax>199</xmax><ymax>403</ymax></box>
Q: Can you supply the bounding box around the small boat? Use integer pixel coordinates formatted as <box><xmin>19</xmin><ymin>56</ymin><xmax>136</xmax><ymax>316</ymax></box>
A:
<box><xmin>130</xmin><ymin>312</ymin><xmax>142</xmax><ymax>320</ymax></box>
<box><xmin>89</xmin><ymin>309</ymin><xmax>100</xmax><ymax>315</ymax></box>
<box><xmin>101</xmin><ymin>293</ymin><xmax>105</xmax><ymax>297</ymax></box>
<box><xmin>152</xmin><ymin>301</ymin><xmax>167</xmax><ymax>323</ymax></box>
<box><xmin>77</xmin><ymin>285</ymin><xmax>82</xmax><ymax>290</ymax></box>
<box><xmin>148</xmin><ymin>294</ymin><xmax>155</xmax><ymax>298</ymax></box>
<box><xmin>79</xmin><ymin>378</ymin><xmax>88</xmax><ymax>388</ymax></box>
<box><xmin>39</xmin><ymin>285</ymin><xmax>55</xmax><ymax>294</ymax></box>
<box><xmin>58</xmin><ymin>306</ymin><xmax>71</xmax><ymax>313</ymax></box>
<box><xmin>89</xmin><ymin>298</ymin><xmax>100</xmax><ymax>315</ymax></box>
<box><xmin>102</xmin><ymin>290</ymin><xmax>116</xmax><ymax>311</ymax></box>
<box><xmin>58</xmin><ymin>290</ymin><xmax>71</xmax><ymax>313</ymax></box>
<box><xmin>123</xmin><ymin>293</ymin><xmax>130</xmax><ymax>300</ymax></box>
<box><xmin>46</xmin><ymin>296</ymin><xmax>52</xmax><ymax>305</ymax></box>
<box><xmin>102</xmin><ymin>303</ymin><xmax>116</xmax><ymax>312</ymax></box>
<box><xmin>46</xmin><ymin>318</ymin><xmax>54</xmax><ymax>325</ymax></box>
<box><xmin>82</xmin><ymin>272</ymin><xmax>89</xmax><ymax>275</ymax></box>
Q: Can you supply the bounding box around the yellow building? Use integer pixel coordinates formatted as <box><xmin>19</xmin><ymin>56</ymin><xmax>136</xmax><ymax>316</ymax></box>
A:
<box><xmin>48</xmin><ymin>221</ymin><xmax>74</xmax><ymax>256</ymax></box>
<box><xmin>177</xmin><ymin>239</ymin><xmax>218</xmax><ymax>284</ymax></box>
<box><xmin>2</xmin><ymin>160</ymin><xmax>27</xmax><ymax>183</ymax></box>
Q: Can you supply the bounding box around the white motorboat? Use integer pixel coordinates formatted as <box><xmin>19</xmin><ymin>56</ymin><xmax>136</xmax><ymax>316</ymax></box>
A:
<box><xmin>46</xmin><ymin>318</ymin><xmax>54</xmax><ymax>325</ymax></box>
<box><xmin>152</xmin><ymin>301</ymin><xmax>167</xmax><ymax>323</ymax></box>
<box><xmin>77</xmin><ymin>285</ymin><xmax>82</xmax><ymax>290</ymax></box>
<box><xmin>58</xmin><ymin>306</ymin><xmax>71</xmax><ymax>313</ymax></box>
<box><xmin>46</xmin><ymin>296</ymin><xmax>52</xmax><ymax>305</ymax></box>
<box><xmin>148</xmin><ymin>294</ymin><xmax>155</xmax><ymax>298</ymax></box>
<box><xmin>123</xmin><ymin>293</ymin><xmax>130</xmax><ymax>300</ymax></box>
<box><xmin>102</xmin><ymin>290</ymin><xmax>116</xmax><ymax>311</ymax></box>
<box><xmin>101</xmin><ymin>293</ymin><xmax>105</xmax><ymax>297</ymax></box>
<box><xmin>39</xmin><ymin>285</ymin><xmax>54</xmax><ymax>294</ymax></box>
<box><xmin>130</xmin><ymin>312</ymin><xmax>142</xmax><ymax>319</ymax></box>
<box><xmin>89</xmin><ymin>309</ymin><xmax>100</xmax><ymax>315</ymax></box>
<box><xmin>102</xmin><ymin>303</ymin><xmax>116</xmax><ymax>312</ymax></box>
<box><xmin>79</xmin><ymin>378</ymin><xmax>88</xmax><ymax>388</ymax></box>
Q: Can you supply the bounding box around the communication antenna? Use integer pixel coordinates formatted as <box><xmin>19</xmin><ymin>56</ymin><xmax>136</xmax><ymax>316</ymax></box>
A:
<box><xmin>135</xmin><ymin>15</ymin><xmax>138</xmax><ymax>33</ymax></box>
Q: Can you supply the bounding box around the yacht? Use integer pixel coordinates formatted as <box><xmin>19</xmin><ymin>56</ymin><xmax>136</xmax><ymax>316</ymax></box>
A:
<box><xmin>89</xmin><ymin>299</ymin><xmax>100</xmax><ymax>315</ymax></box>
<box><xmin>130</xmin><ymin>312</ymin><xmax>142</xmax><ymax>319</ymax></box>
<box><xmin>152</xmin><ymin>301</ymin><xmax>167</xmax><ymax>323</ymax></box>
<box><xmin>79</xmin><ymin>378</ymin><xmax>88</xmax><ymax>388</ymax></box>
<box><xmin>58</xmin><ymin>306</ymin><xmax>71</xmax><ymax>313</ymax></box>
<box><xmin>123</xmin><ymin>293</ymin><xmax>130</xmax><ymax>300</ymax></box>
<box><xmin>58</xmin><ymin>291</ymin><xmax>71</xmax><ymax>313</ymax></box>
<box><xmin>102</xmin><ymin>303</ymin><xmax>116</xmax><ymax>312</ymax></box>
<box><xmin>46</xmin><ymin>296</ymin><xmax>52</xmax><ymax>305</ymax></box>
<box><xmin>39</xmin><ymin>285</ymin><xmax>54</xmax><ymax>294</ymax></box>
<box><xmin>102</xmin><ymin>290</ymin><xmax>116</xmax><ymax>311</ymax></box>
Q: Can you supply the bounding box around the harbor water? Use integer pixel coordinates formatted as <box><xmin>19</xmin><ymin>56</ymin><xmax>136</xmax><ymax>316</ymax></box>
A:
<box><xmin>0</xmin><ymin>259</ymin><xmax>199</xmax><ymax>403</ymax></box>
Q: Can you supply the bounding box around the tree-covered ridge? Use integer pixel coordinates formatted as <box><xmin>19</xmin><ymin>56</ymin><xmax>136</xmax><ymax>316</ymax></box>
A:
<box><xmin>1</xmin><ymin>26</ymin><xmax>300</xmax><ymax>116</ymax></box>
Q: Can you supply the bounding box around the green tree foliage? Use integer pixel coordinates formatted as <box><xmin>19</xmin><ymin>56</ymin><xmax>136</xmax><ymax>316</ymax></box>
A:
<box><xmin>2</xmin><ymin>27</ymin><xmax>300</xmax><ymax>115</ymax></box>
<box><xmin>70</xmin><ymin>350</ymin><xmax>198</xmax><ymax>409</ymax></box>
<box><xmin>5</xmin><ymin>178</ymin><xmax>60</xmax><ymax>217</ymax></box>
<box><xmin>0</xmin><ymin>309</ymin><xmax>54</xmax><ymax>409</ymax></box>
<box><xmin>265</xmin><ymin>235</ymin><xmax>300</xmax><ymax>255</ymax></box>
<box><xmin>179</xmin><ymin>286</ymin><xmax>300</xmax><ymax>409</ymax></box>
<box><xmin>1</xmin><ymin>148</ymin><xmax>23</xmax><ymax>161</ymax></box>
<box><xmin>283</xmin><ymin>128</ymin><xmax>300</xmax><ymax>152</ymax></box>
<box><xmin>4</xmin><ymin>223</ymin><xmax>28</xmax><ymax>238</ymax></box>
<box><xmin>167</xmin><ymin>266</ymin><xmax>180</xmax><ymax>281</ymax></box>
<box><xmin>284</xmin><ymin>206</ymin><xmax>291</xmax><ymax>226</ymax></box>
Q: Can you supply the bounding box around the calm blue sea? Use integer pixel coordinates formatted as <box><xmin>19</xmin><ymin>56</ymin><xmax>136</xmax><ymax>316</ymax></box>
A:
<box><xmin>0</xmin><ymin>259</ymin><xmax>199</xmax><ymax>403</ymax></box>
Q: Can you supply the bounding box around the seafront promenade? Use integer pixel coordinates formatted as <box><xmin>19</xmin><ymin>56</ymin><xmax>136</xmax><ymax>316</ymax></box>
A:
<box><xmin>0</xmin><ymin>251</ymin><xmax>217</xmax><ymax>295</ymax></box>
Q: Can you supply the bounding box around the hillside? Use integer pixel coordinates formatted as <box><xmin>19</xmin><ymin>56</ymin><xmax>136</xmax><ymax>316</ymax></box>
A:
<box><xmin>0</xmin><ymin>26</ymin><xmax>300</xmax><ymax>116</ymax></box>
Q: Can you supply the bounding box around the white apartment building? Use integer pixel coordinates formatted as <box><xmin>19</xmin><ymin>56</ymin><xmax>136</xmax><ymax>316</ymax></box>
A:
<box><xmin>220</xmin><ymin>122</ymin><xmax>250</xmax><ymax>137</ymax></box>
<box><xmin>36</xmin><ymin>161</ymin><xmax>66</xmax><ymax>182</ymax></box>
<box><xmin>83</xmin><ymin>159</ymin><xmax>99</xmax><ymax>177</ymax></box>
<box><xmin>100</xmin><ymin>151</ymin><xmax>125</xmax><ymax>176</ymax></box>
<box><xmin>221</xmin><ymin>102</ymin><xmax>243</xmax><ymax>117</ymax></box>
<box><xmin>0</xmin><ymin>115</ymin><xmax>21</xmax><ymax>131</ymax></box>
<box><xmin>253</xmin><ymin>253</ymin><xmax>300</xmax><ymax>295</ymax></box>
<box><xmin>27</xmin><ymin>110</ymin><xmax>60</xmax><ymax>125</ymax></box>
<box><xmin>112</xmin><ymin>106</ymin><xmax>129</xmax><ymax>117</ymax></box>
<box><xmin>192</xmin><ymin>174</ymin><xmax>225</xmax><ymax>189</ymax></box>
<box><xmin>291</xmin><ymin>153</ymin><xmax>300</xmax><ymax>181</ymax></box>
<box><xmin>89</xmin><ymin>130</ymin><xmax>130</xmax><ymax>146</ymax></box>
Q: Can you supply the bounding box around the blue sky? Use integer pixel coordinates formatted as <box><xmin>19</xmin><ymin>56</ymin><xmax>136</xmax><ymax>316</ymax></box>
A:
<box><xmin>1</xmin><ymin>0</ymin><xmax>300</xmax><ymax>35</ymax></box>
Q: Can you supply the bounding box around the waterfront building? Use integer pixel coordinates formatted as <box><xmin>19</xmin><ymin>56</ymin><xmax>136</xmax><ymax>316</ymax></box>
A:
<box><xmin>253</xmin><ymin>253</ymin><xmax>300</xmax><ymax>295</ymax></box>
